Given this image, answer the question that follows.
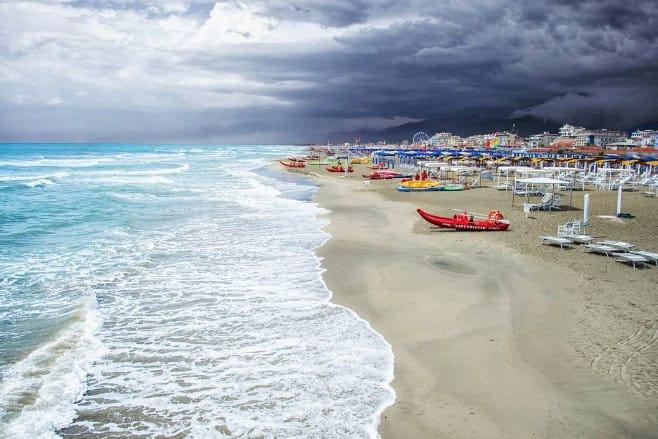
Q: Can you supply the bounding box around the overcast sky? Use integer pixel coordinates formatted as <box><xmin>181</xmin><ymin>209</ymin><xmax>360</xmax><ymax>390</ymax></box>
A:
<box><xmin>1</xmin><ymin>0</ymin><xmax>657</xmax><ymax>143</ymax></box>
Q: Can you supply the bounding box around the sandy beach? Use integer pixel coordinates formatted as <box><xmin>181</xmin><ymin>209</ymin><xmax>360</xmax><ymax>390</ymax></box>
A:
<box><xmin>286</xmin><ymin>161</ymin><xmax>658</xmax><ymax>438</ymax></box>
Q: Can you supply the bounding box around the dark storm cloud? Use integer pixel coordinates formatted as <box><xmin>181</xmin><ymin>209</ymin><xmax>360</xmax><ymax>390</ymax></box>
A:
<box><xmin>254</xmin><ymin>0</ymin><xmax>375</xmax><ymax>27</ymax></box>
<box><xmin>1</xmin><ymin>0</ymin><xmax>658</xmax><ymax>143</ymax></box>
<box><xmin>269</xmin><ymin>0</ymin><xmax>658</xmax><ymax>130</ymax></box>
<box><xmin>196</xmin><ymin>0</ymin><xmax>658</xmax><ymax>133</ymax></box>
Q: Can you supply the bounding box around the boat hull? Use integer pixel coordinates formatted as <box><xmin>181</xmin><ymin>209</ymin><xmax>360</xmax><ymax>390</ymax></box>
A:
<box><xmin>363</xmin><ymin>171</ymin><xmax>413</xmax><ymax>179</ymax></box>
<box><xmin>326</xmin><ymin>166</ymin><xmax>353</xmax><ymax>172</ymax></box>
<box><xmin>441</xmin><ymin>184</ymin><xmax>465</xmax><ymax>191</ymax></box>
<box><xmin>280</xmin><ymin>160</ymin><xmax>305</xmax><ymax>168</ymax></box>
<box><xmin>397</xmin><ymin>179</ymin><xmax>442</xmax><ymax>191</ymax></box>
<box><xmin>416</xmin><ymin>208</ymin><xmax>510</xmax><ymax>231</ymax></box>
<box><xmin>397</xmin><ymin>186</ymin><xmax>443</xmax><ymax>192</ymax></box>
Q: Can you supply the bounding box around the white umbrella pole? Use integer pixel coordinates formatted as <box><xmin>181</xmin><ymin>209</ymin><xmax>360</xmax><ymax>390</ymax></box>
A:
<box><xmin>583</xmin><ymin>194</ymin><xmax>590</xmax><ymax>228</ymax></box>
<box><xmin>616</xmin><ymin>184</ymin><xmax>622</xmax><ymax>216</ymax></box>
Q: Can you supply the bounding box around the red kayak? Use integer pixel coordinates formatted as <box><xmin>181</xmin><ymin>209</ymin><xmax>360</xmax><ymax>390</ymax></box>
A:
<box><xmin>417</xmin><ymin>209</ymin><xmax>510</xmax><ymax>231</ymax></box>
<box><xmin>326</xmin><ymin>166</ymin><xmax>353</xmax><ymax>172</ymax></box>
<box><xmin>280</xmin><ymin>160</ymin><xmax>305</xmax><ymax>168</ymax></box>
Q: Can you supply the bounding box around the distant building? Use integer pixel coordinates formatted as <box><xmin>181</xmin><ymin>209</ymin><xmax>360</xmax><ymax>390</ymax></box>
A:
<box><xmin>550</xmin><ymin>138</ymin><xmax>577</xmax><ymax>149</ymax></box>
<box><xmin>575</xmin><ymin>129</ymin><xmax>627</xmax><ymax>147</ymax></box>
<box><xmin>429</xmin><ymin>132</ymin><xmax>453</xmax><ymax>147</ymax></box>
<box><xmin>631</xmin><ymin>129</ymin><xmax>658</xmax><ymax>147</ymax></box>
<box><xmin>528</xmin><ymin>132</ymin><xmax>558</xmax><ymax>148</ymax></box>
<box><xmin>448</xmin><ymin>135</ymin><xmax>464</xmax><ymax>147</ymax></box>
<box><xmin>465</xmin><ymin>135</ymin><xmax>487</xmax><ymax>148</ymax></box>
<box><xmin>495</xmin><ymin>131</ymin><xmax>520</xmax><ymax>147</ymax></box>
<box><xmin>559</xmin><ymin>124</ymin><xmax>585</xmax><ymax>137</ymax></box>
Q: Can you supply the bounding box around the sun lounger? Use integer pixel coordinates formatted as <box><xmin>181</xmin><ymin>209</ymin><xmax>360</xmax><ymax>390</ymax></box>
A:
<box><xmin>596</xmin><ymin>240</ymin><xmax>636</xmax><ymax>252</ymax></box>
<box><xmin>582</xmin><ymin>244</ymin><xmax>617</xmax><ymax>256</ymax></box>
<box><xmin>493</xmin><ymin>182</ymin><xmax>512</xmax><ymax>191</ymax></box>
<box><xmin>539</xmin><ymin>236</ymin><xmax>573</xmax><ymax>249</ymax></box>
<box><xmin>527</xmin><ymin>193</ymin><xmax>563</xmax><ymax>211</ymax></box>
<box><xmin>631</xmin><ymin>251</ymin><xmax>658</xmax><ymax>267</ymax></box>
<box><xmin>611</xmin><ymin>252</ymin><xmax>649</xmax><ymax>270</ymax></box>
<box><xmin>567</xmin><ymin>235</ymin><xmax>595</xmax><ymax>244</ymax></box>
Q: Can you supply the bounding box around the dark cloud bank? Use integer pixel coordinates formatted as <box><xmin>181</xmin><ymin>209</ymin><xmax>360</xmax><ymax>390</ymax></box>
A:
<box><xmin>1</xmin><ymin>0</ymin><xmax>657</xmax><ymax>143</ymax></box>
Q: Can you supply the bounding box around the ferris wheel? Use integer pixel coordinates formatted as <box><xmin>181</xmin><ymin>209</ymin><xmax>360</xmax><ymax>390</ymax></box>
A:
<box><xmin>412</xmin><ymin>131</ymin><xmax>430</xmax><ymax>145</ymax></box>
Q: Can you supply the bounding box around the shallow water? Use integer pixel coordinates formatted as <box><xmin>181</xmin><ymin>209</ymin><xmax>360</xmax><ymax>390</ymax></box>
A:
<box><xmin>0</xmin><ymin>144</ymin><xmax>394</xmax><ymax>438</ymax></box>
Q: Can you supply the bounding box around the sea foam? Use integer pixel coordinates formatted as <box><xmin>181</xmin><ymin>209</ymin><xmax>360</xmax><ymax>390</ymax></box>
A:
<box><xmin>0</xmin><ymin>144</ymin><xmax>394</xmax><ymax>438</ymax></box>
<box><xmin>0</xmin><ymin>299</ymin><xmax>103</xmax><ymax>438</ymax></box>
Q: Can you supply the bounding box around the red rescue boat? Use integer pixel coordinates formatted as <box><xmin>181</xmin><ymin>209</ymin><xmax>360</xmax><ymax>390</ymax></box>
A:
<box><xmin>280</xmin><ymin>160</ymin><xmax>305</xmax><ymax>168</ymax></box>
<box><xmin>362</xmin><ymin>171</ymin><xmax>413</xmax><ymax>179</ymax></box>
<box><xmin>416</xmin><ymin>208</ymin><xmax>510</xmax><ymax>231</ymax></box>
<box><xmin>326</xmin><ymin>165</ymin><xmax>353</xmax><ymax>172</ymax></box>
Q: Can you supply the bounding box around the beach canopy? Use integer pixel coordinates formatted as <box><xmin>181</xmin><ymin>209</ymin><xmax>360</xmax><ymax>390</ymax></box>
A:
<box><xmin>517</xmin><ymin>177</ymin><xmax>570</xmax><ymax>185</ymax></box>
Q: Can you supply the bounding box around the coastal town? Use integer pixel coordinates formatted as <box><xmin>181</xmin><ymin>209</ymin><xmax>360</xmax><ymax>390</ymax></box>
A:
<box><xmin>337</xmin><ymin>123</ymin><xmax>658</xmax><ymax>154</ymax></box>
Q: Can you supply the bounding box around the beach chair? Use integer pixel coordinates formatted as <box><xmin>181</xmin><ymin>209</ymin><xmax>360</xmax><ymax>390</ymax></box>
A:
<box><xmin>582</xmin><ymin>244</ymin><xmax>617</xmax><ymax>257</ymax></box>
<box><xmin>612</xmin><ymin>253</ymin><xmax>649</xmax><ymax>270</ymax></box>
<box><xmin>547</xmin><ymin>194</ymin><xmax>563</xmax><ymax>210</ymax></box>
<box><xmin>557</xmin><ymin>220</ymin><xmax>594</xmax><ymax>244</ymax></box>
<box><xmin>567</xmin><ymin>235</ymin><xmax>595</xmax><ymax>245</ymax></box>
<box><xmin>528</xmin><ymin>193</ymin><xmax>562</xmax><ymax>211</ymax></box>
<box><xmin>641</xmin><ymin>187</ymin><xmax>658</xmax><ymax>198</ymax></box>
<box><xmin>596</xmin><ymin>240</ymin><xmax>636</xmax><ymax>252</ymax></box>
<box><xmin>631</xmin><ymin>251</ymin><xmax>658</xmax><ymax>267</ymax></box>
<box><xmin>557</xmin><ymin>220</ymin><xmax>580</xmax><ymax>237</ymax></box>
<box><xmin>527</xmin><ymin>192</ymin><xmax>553</xmax><ymax>210</ymax></box>
<box><xmin>539</xmin><ymin>236</ymin><xmax>574</xmax><ymax>249</ymax></box>
<box><xmin>493</xmin><ymin>181</ymin><xmax>512</xmax><ymax>191</ymax></box>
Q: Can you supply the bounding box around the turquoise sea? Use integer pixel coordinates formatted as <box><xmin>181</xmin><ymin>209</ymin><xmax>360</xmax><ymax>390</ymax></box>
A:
<box><xmin>0</xmin><ymin>144</ymin><xmax>394</xmax><ymax>438</ymax></box>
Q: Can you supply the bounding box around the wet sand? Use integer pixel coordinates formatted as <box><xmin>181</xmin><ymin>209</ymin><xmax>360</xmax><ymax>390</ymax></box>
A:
<box><xmin>300</xmin><ymin>162</ymin><xmax>658</xmax><ymax>439</ymax></box>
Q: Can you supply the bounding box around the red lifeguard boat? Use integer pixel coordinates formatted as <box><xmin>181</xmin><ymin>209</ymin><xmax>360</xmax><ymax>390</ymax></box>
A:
<box><xmin>362</xmin><ymin>171</ymin><xmax>412</xmax><ymax>179</ymax></box>
<box><xmin>416</xmin><ymin>209</ymin><xmax>510</xmax><ymax>231</ymax></box>
<box><xmin>326</xmin><ymin>165</ymin><xmax>353</xmax><ymax>172</ymax></box>
<box><xmin>280</xmin><ymin>160</ymin><xmax>305</xmax><ymax>168</ymax></box>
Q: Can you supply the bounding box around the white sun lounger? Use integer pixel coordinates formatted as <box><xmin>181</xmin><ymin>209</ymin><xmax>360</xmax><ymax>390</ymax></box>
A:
<box><xmin>566</xmin><ymin>235</ymin><xmax>595</xmax><ymax>244</ymax></box>
<box><xmin>596</xmin><ymin>240</ymin><xmax>636</xmax><ymax>252</ymax></box>
<box><xmin>582</xmin><ymin>244</ymin><xmax>617</xmax><ymax>256</ymax></box>
<box><xmin>539</xmin><ymin>236</ymin><xmax>573</xmax><ymax>249</ymax></box>
<box><xmin>611</xmin><ymin>252</ymin><xmax>649</xmax><ymax>270</ymax></box>
<box><xmin>631</xmin><ymin>251</ymin><xmax>658</xmax><ymax>267</ymax></box>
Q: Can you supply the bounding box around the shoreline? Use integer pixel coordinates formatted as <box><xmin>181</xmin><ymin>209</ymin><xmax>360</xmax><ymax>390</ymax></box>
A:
<box><xmin>301</xmin><ymin>162</ymin><xmax>658</xmax><ymax>438</ymax></box>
